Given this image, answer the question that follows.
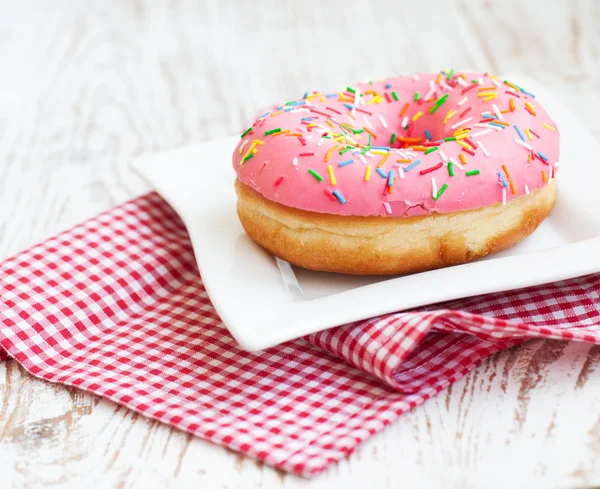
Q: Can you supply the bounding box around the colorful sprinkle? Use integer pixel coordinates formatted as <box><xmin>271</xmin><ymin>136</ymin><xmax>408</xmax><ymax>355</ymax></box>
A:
<box><xmin>451</xmin><ymin>117</ymin><xmax>472</xmax><ymax>130</ymax></box>
<box><xmin>502</xmin><ymin>164</ymin><xmax>516</xmax><ymax>195</ymax></box>
<box><xmin>325</xmin><ymin>145</ymin><xmax>338</xmax><ymax>162</ymax></box>
<box><xmin>239</xmin><ymin>139</ymin><xmax>249</xmax><ymax>155</ymax></box>
<box><xmin>492</xmin><ymin>104</ymin><xmax>503</xmax><ymax>120</ymax></box>
<box><xmin>420</xmin><ymin>162</ymin><xmax>443</xmax><ymax>175</ymax></box>
<box><xmin>524</xmin><ymin>101</ymin><xmax>536</xmax><ymax>116</ymax></box>
<box><xmin>412</xmin><ymin>111</ymin><xmax>423</xmax><ymax>122</ymax></box>
<box><xmin>462</xmin><ymin>83</ymin><xmax>479</xmax><ymax>95</ymax></box>
<box><xmin>497</xmin><ymin>170</ymin><xmax>509</xmax><ymax>188</ymax></box>
<box><xmin>458</xmin><ymin>107</ymin><xmax>472</xmax><ymax>119</ymax></box>
<box><xmin>471</xmin><ymin>129</ymin><xmax>492</xmax><ymax>138</ymax></box>
<box><xmin>525</xmin><ymin>128</ymin><xmax>533</xmax><ymax>140</ymax></box>
<box><xmin>324</xmin><ymin>188</ymin><xmax>337</xmax><ymax>201</ymax></box>
<box><xmin>240</xmin><ymin>127</ymin><xmax>252</xmax><ymax>138</ymax></box>
<box><xmin>448</xmin><ymin>162</ymin><xmax>455</xmax><ymax>176</ymax></box>
<box><xmin>514</xmin><ymin>138</ymin><xmax>533</xmax><ymax>151</ymax></box>
<box><xmin>514</xmin><ymin>125</ymin><xmax>525</xmax><ymax>141</ymax></box>
<box><xmin>308</xmin><ymin>169</ymin><xmax>323</xmax><ymax>181</ymax></box>
<box><xmin>444</xmin><ymin>110</ymin><xmax>457</xmax><ymax>123</ymax></box>
<box><xmin>364</xmin><ymin>166</ymin><xmax>371</xmax><ymax>181</ymax></box>
<box><xmin>433</xmin><ymin>183</ymin><xmax>448</xmax><ymax>201</ymax></box>
<box><xmin>377</xmin><ymin>152</ymin><xmax>391</xmax><ymax>168</ymax></box>
<box><xmin>430</xmin><ymin>94</ymin><xmax>449</xmax><ymax>114</ymax></box>
<box><xmin>264</xmin><ymin>128</ymin><xmax>282</xmax><ymax>136</ymax></box>
<box><xmin>332</xmin><ymin>190</ymin><xmax>346</xmax><ymax>204</ymax></box>
<box><xmin>466</xmin><ymin>169</ymin><xmax>480</xmax><ymax>176</ymax></box>
<box><xmin>404</xmin><ymin>159</ymin><xmax>422</xmax><ymax>172</ymax></box>
<box><xmin>339</xmin><ymin>159</ymin><xmax>354</xmax><ymax>167</ymax></box>
<box><xmin>327</xmin><ymin>165</ymin><xmax>337</xmax><ymax>185</ymax></box>
<box><xmin>477</xmin><ymin>141</ymin><xmax>490</xmax><ymax>157</ymax></box>
<box><xmin>376</xmin><ymin>168</ymin><xmax>387</xmax><ymax>178</ymax></box>
<box><xmin>364</xmin><ymin>127</ymin><xmax>378</xmax><ymax>139</ymax></box>
<box><xmin>424</xmin><ymin>146</ymin><xmax>439</xmax><ymax>155</ymax></box>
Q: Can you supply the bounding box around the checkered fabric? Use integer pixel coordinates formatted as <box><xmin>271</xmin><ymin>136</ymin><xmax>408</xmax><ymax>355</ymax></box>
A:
<box><xmin>1</xmin><ymin>192</ymin><xmax>599</xmax><ymax>477</ymax></box>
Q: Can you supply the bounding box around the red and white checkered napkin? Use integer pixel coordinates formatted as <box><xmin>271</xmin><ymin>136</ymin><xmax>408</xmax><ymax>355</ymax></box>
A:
<box><xmin>1</xmin><ymin>193</ymin><xmax>600</xmax><ymax>476</ymax></box>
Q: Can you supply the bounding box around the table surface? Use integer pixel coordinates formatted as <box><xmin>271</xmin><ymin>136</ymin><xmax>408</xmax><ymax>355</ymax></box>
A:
<box><xmin>1</xmin><ymin>1</ymin><xmax>600</xmax><ymax>488</ymax></box>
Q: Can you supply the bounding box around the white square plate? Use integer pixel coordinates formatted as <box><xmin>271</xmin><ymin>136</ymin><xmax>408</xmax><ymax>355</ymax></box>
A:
<box><xmin>131</xmin><ymin>75</ymin><xmax>600</xmax><ymax>351</ymax></box>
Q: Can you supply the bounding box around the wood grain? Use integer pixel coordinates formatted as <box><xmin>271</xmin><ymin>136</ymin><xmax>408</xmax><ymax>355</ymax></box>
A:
<box><xmin>1</xmin><ymin>0</ymin><xmax>600</xmax><ymax>487</ymax></box>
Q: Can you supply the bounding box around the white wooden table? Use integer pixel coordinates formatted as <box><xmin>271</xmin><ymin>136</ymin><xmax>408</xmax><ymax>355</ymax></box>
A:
<box><xmin>1</xmin><ymin>1</ymin><xmax>600</xmax><ymax>488</ymax></box>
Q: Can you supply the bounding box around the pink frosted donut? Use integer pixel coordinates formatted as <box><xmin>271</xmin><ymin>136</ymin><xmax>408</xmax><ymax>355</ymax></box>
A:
<box><xmin>233</xmin><ymin>71</ymin><xmax>559</xmax><ymax>275</ymax></box>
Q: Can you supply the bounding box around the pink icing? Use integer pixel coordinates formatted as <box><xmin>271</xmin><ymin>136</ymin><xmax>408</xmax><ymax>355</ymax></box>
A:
<box><xmin>233</xmin><ymin>72</ymin><xmax>560</xmax><ymax>217</ymax></box>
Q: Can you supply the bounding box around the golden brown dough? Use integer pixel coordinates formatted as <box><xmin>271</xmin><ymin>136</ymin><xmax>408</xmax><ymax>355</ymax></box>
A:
<box><xmin>235</xmin><ymin>179</ymin><xmax>556</xmax><ymax>275</ymax></box>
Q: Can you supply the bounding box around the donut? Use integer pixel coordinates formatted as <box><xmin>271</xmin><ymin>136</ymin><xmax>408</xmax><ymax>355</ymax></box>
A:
<box><xmin>233</xmin><ymin>71</ymin><xmax>559</xmax><ymax>275</ymax></box>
